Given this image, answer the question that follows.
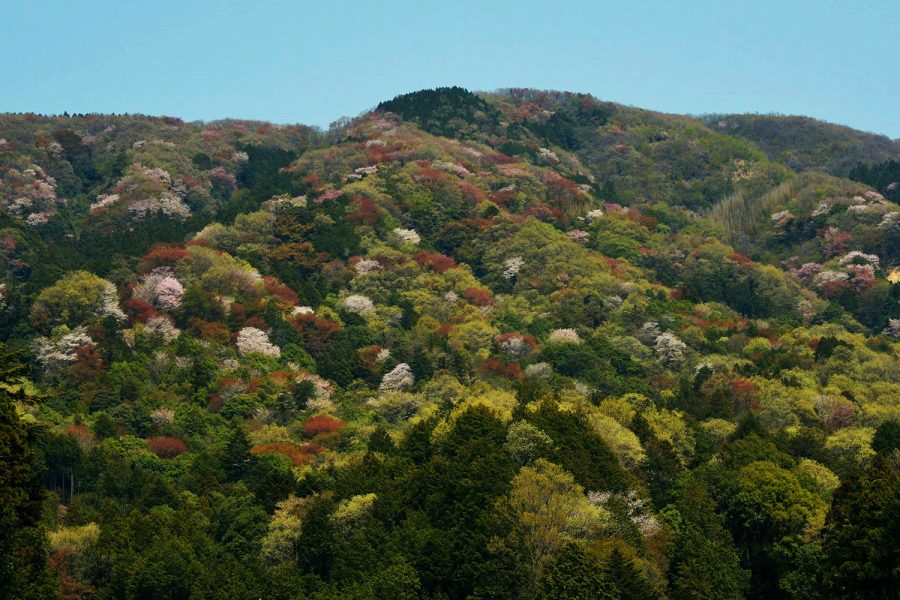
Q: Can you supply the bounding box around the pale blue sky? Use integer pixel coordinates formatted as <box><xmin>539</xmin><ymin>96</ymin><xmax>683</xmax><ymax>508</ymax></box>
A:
<box><xmin>2</xmin><ymin>1</ymin><xmax>898</xmax><ymax>137</ymax></box>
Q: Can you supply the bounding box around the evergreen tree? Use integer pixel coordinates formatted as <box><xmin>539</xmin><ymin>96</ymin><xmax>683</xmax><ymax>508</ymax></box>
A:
<box><xmin>604</xmin><ymin>548</ymin><xmax>660</xmax><ymax>600</ymax></box>
<box><xmin>538</xmin><ymin>544</ymin><xmax>617</xmax><ymax>600</ymax></box>
<box><xmin>669</xmin><ymin>478</ymin><xmax>748</xmax><ymax>600</ymax></box>
<box><xmin>819</xmin><ymin>457</ymin><xmax>900</xmax><ymax>598</ymax></box>
<box><xmin>0</xmin><ymin>345</ymin><xmax>54</xmax><ymax>599</ymax></box>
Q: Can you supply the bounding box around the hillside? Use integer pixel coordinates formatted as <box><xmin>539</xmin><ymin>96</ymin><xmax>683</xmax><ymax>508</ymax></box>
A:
<box><xmin>699</xmin><ymin>113</ymin><xmax>900</xmax><ymax>176</ymax></box>
<box><xmin>1</xmin><ymin>88</ymin><xmax>899</xmax><ymax>600</ymax></box>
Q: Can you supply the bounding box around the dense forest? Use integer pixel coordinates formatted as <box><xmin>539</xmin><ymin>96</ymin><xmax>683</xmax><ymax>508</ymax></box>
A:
<box><xmin>1</xmin><ymin>87</ymin><xmax>898</xmax><ymax>599</ymax></box>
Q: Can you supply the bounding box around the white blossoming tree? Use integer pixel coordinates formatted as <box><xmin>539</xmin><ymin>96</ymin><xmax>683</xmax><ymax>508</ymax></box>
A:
<box><xmin>655</xmin><ymin>332</ymin><xmax>687</xmax><ymax>366</ymax></box>
<box><xmin>380</xmin><ymin>363</ymin><xmax>415</xmax><ymax>391</ymax></box>
<box><xmin>342</xmin><ymin>294</ymin><xmax>375</xmax><ymax>314</ymax></box>
<box><xmin>236</xmin><ymin>327</ymin><xmax>281</xmax><ymax>358</ymax></box>
<box><xmin>392</xmin><ymin>227</ymin><xmax>421</xmax><ymax>245</ymax></box>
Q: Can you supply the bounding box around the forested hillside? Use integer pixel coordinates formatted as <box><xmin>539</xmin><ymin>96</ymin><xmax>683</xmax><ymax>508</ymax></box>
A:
<box><xmin>1</xmin><ymin>88</ymin><xmax>898</xmax><ymax>600</ymax></box>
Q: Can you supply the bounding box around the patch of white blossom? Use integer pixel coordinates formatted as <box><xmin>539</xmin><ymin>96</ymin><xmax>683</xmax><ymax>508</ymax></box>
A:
<box><xmin>379</xmin><ymin>363</ymin><xmax>415</xmax><ymax>391</ymax></box>
<box><xmin>236</xmin><ymin>327</ymin><xmax>281</xmax><ymax>358</ymax></box>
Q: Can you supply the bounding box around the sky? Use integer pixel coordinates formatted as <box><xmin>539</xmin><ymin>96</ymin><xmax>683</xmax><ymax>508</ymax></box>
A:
<box><xmin>2</xmin><ymin>0</ymin><xmax>898</xmax><ymax>137</ymax></box>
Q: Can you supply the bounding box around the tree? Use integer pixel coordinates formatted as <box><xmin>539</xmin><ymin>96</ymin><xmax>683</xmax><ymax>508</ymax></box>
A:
<box><xmin>819</xmin><ymin>456</ymin><xmax>900</xmax><ymax>598</ymax></box>
<box><xmin>0</xmin><ymin>345</ymin><xmax>54</xmax><ymax>599</ymax></box>
<box><xmin>669</xmin><ymin>479</ymin><xmax>748</xmax><ymax>600</ymax></box>
<box><xmin>538</xmin><ymin>543</ymin><xmax>617</xmax><ymax>600</ymax></box>
<box><xmin>223</xmin><ymin>426</ymin><xmax>253</xmax><ymax>482</ymax></box>
<box><xmin>871</xmin><ymin>420</ymin><xmax>900</xmax><ymax>456</ymax></box>
<box><xmin>727</xmin><ymin>461</ymin><xmax>825</xmax><ymax>599</ymax></box>
<box><xmin>494</xmin><ymin>459</ymin><xmax>609</xmax><ymax>598</ymax></box>
<box><xmin>604</xmin><ymin>548</ymin><xmax>660</xmax><ymax>600</ymax></box>
<box><xmin>30</xmin><ymin>270</ymin><xmax>124</xmax><ymax>330</ymax></box>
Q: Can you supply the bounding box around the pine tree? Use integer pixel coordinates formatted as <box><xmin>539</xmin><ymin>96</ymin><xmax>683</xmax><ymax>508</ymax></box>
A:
<box><xmin>222</xmin><ymin>426</ymin><xmax>253</xmax><ymax>482</ymax></box>
<box><xmin>0</xmin><ymin>345</ymin><xmax>55</xmax><ymax>599</ymax></box>
<box><xmin>669</xmin><ymin>478</ymin><xmax>749</xmax><ymax>600</ymax></box>
<box><xmin>538</xmin><ymin>544</ymin><xmax>617</xmax><ymax>600</ymax></box>
<box><xmin>819</xmin><ymin>456</ymin><xmax>900</xmax><ymax>598</ymax></box>
<box><xmin>604</xmin><ymin>548</ymin><xmax>660</xmax><ymax>600</ymax></box>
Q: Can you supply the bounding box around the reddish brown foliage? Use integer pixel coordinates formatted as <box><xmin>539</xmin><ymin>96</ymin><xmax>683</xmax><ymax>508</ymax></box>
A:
<box><xmin>464</xmin><ymin>287</ymin><xmax>493</xmax><ymax>307</ymax></box>
<box><xmin>65</xmin><ymin>424</ymin><xmax>95</xmax><ymax>449</ymax></box>
<box><xmin>251</xmin><ymin>442</ymin><xmax>323</xmax><ymax>466</ymax></box>
<box><xmin>415</xmin><ymin>251</ymin><xmax>457</xmax><ymax>273</ymax></box>
<box><xmin>188</xmin><ymin>318</ymin><xmax>232</xmax><ymax>344</ymax></box>
<box><xmin>484</xmin><ymin>152</ymin><xmax>516</xmax><ymax>165</ymax></box>
<box><xmin>147</xmin><ymin>436</ymin><xmax>187</xmax><ymax>458</ymax></box>
<box><xmin>489</xmin><ymin>187</ymin><xmax>518</xmax><ymax>205</ymax></box>
<box><xmin>348</xmin><ymin>196</ymin><xmax>384</xmax><ymax>226</ymax></box>
<box><xmin>478</xmin><ymin>359</ymin><xmax>522</xmax><ymax>379</ymax></box>
<box><xmin>458</xmin><ymin>182</ymin><xmax>487</xmax><ymax>203</ymax></box>
<box><xmin>728</xmin><ymin>251</ymin><xmax>753</xmax><ymax>265</ymax></box>
<box><xmin>303</xmin><ymin>414</ymin><xmax>346</xmax><ymax>437</ymax></box>
<box><xmin>140</xmin><ymin>244</ymin><xmax>189</xmax><ymax>272</ymax></box>
<box><xmin>822</xmin><ymin>278</ymin><xmax>852</xmax><ymax>299</ymax></box>
<box><xmin>730</xmin><ymin>378</ymin><xmax>761</xmax><ymax>413</ymax></box>
<box><xmin>624</xmin><ymin>208</ymin><xmax>658</xmax><ymax>230</ymax></box>
<box><xmin>263</xmin><ymin>276</ymin><xmax>300</xmax><ymax>305</ymax></box>
<box><xmin>266</xmin><ymin>242</ymin><xmax>328</xmax><ymax>273</ymax></box>
<box><xmin>290</xmin><ymin>314</ymin><xmax>341</xmax><ymax>355</ymax></box>
<box><xmin>123</xmin><ymin>297</ymin><xmax>157</xmax><ymax>323</ymax></box>
<box><xmin>70</xmin><ymin>345</ymin><xmax>103</xmax><ymax>380</ymax></box>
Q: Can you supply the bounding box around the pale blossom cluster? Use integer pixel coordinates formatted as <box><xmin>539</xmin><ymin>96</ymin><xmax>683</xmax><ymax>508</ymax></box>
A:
<box><xmin>432</xmin><ymin>161</ymin><xmax>471</xmax><ymax>177</ymax></box>
<box><xmin>567</xmin><ymin>229</ymin><xmax>589</xmax><ymax>243</ymax></box>
<box><xmin>379</xmin><ymin>363</ymin><xmax>415</xmax><ymax>391</ymax></box>
<box><xmin>798</xmin><ymin>300</ymin><xmax>817</xmax><ymax>323</ymax></box>
<box><xmin>655</xmin><ymin>332</ymin><xmax>687</xmax><ymax>365</ymax></box>
<box><xmin>524</xmin><ymin>362</ymin><xmax>553</xmax><ymax>379</ymax></box>
<box><xmin>133</xmin><ymin>269</ymin><xmax>184</xmax><ymax>311</ymax></box>
<box><xmin>584</xmin><ymin>208</ymin><xmax>604</xmax><ymax>222</ymax></box>
<box><xmin>883</xmin><ymin>319</ymin><xmax>900</xmax><ymax>338</ymax></box>
<box><xmin>503</xmin><ymin>256</ymin><xmax>525</xmax><ymax>280</ymax></box>
<box><xmin>791</xmin><ymin>262</ymin><xmax>823</xmax><ymax>283</ymax></box>
<box><xmin>100</xmin><ymin>281</ymin><xmax>127</xmax><ymax>321</ymax></box>
<box><xmin>342</xmin><ymin>294</ymin><xmax>375</xmax><ymax>314</ymax></box>
<box><xmin>588</xmin><ymin>490</ymin><xmax>661</xmax><ymax>536</ymax></box>
<box><xmin>499</xmin><ymin>335</ymin><xmax>531</xmax><ymax>357</ymax></box>
<box><xmin>771</xmin><ymin>210</ymin><xmax>794</xmax><ymax>227</ymax></box>
<box><xmin>144</xmin><ymin>316</ymin><xmax>181</xmax><ymax>342</ymax></box>
<box><xmin>846</xmin><ymin>264</ymin><xmax>876</xmax><ymax>291</ymax></box>
<box><xmin>31</xmin><ymin>327</ymin><xmax>95</xmax><ymax>377</ymax></box>
<box><xmin>810</xmin><ymin>202</ymin><xmax>832</xmax><ymax>217</ymax></box>
<box><xmin>839</xmin><ymin>251</ymin><xmax>880</xmax><ymax>269</ymax></box>
<box><xmin>128</xmin><ymin>192</ymin><xmax>191</xmax><ymax>220</ymax></box>
<box><xmin>291</xmin><ymin>306</ymin><xmax>315</xmax><ymax>316</ymax></box>
<box><xmin>537</xmin><ymin>147</ymin><xmax>559</xmax><ymax>163</ymax></box>
<box><xmin>317</xmin><ymin>189</ymin><xmax>343</xmax><ymax>202</ymax></box>
<box><xmin>26</xmin><ymin>212</ymin><xmax>51</xmax><ymax>226</ymax></box>
<box><xmin>209</xmin><ymin>167</ymin><xmax>237</xmax><ymax>188</ymax></box>
<box><xmin>150</xmin><ymin>408</ymin><xmax>176</xmax><ymax>427</ymax></box>
<box><xmin>879</xmin><ymin>212</ymin><xmax>900</xmax><ymax>231</ymax></box>
<box><xmin>813</xmin><ymin>270</ymin><xmax>849</xmax><ymax>288</ymax></box>
<box><xmin>393</xmin><ymin>227</ymin><xmax>421</xmax><ymax>245</ymax></box>
<box><xmin>375</xmin><ymin>348</ymin><xmax>391</xmax><ymax>363</ymax></box>
<box><xmin>637</xmin><ymin>321</ymin><xmax>662</xmax><ymax>343</ymax></box>
<box><xmin>354</xmin><ymin>259</ymin><xmax>382</xmax><ymax>275</ymax></box>
<box><xmin>1</xmin><ymin>164</ymin><xmax>62</xmax><ymax>220</ymax></box>
<box><xmin>548</xmin><ymin>328</ymin><xmax>580</xmax><ymax>344</ymax></box>
<box><xmin>236</xmin><ymin>327</ymin><xmax>281</xmax><ymax>358</ymax></box>
<box><xmin>354</xmin><ymin>165</ymin><xmax>378</xmax><ymax>176</ymax></box>
<box><xmin>90</xmin><ymin>193</ymin><xmax>120</xmax><ymax>213</ymax></box>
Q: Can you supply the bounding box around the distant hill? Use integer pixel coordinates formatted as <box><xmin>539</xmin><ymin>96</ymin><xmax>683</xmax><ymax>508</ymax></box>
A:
<box><xmin>699</xmin><ymin>113</ymin><xmax>900</xmax><ymax>176</ymax></box>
